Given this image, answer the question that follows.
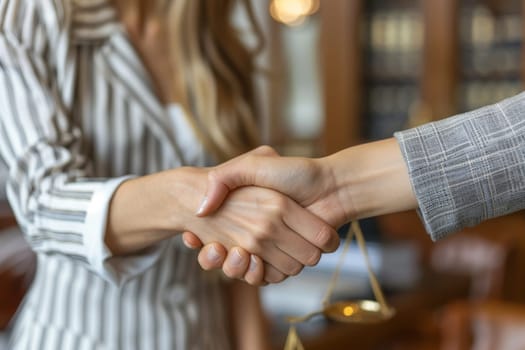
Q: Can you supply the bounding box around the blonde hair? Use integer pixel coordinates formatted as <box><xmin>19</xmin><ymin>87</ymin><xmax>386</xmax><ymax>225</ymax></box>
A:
<box><xmin>166</xmin><ymin>0</ymin><xmax>263</xmax><ymax>161</ymax></box>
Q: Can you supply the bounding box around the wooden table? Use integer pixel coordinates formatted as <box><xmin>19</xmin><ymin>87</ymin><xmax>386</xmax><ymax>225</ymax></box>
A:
<box><xmin>0</xmin><ymin>200</ymin><xmax>34</xmax><ymax>330</ymax></box>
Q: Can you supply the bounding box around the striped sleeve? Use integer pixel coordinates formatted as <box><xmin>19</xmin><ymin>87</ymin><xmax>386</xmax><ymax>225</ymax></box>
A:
<box><xmin>0</xmin><ymin>0</ymin><xmax>159</xmax><ymax>284</ymax></box>
<box><xmin>395</xmin><ymin>92</ymin><xmax>525</xmax><ymax>241</ymax></box>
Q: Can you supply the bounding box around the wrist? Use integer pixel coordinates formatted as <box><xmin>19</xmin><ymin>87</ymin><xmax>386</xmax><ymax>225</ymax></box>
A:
<box><xmin>319</xmin><ymin>151</ymin><xmax>357</xmax><ymax>223</ymax></box>
<box><xmin>159</xmin><ymin>167</ymin><xmax>209</xmax><ymax>232</ymax></box>
<box><xmin>105</xmin><ymin>167</ymin><xmax>208</xmax><ymax>254</ymax></box>
<box><xmin>321</xmin><ymin>138</ymin><xmax>417</xmax><ymax>221</ymax></box>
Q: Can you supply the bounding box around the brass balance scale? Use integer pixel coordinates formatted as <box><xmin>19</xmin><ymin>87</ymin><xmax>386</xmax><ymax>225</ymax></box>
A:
<box><xmin>284</xmin><ymin>221</ymin><xmax>396</xmax><ymax>350</ymax></box>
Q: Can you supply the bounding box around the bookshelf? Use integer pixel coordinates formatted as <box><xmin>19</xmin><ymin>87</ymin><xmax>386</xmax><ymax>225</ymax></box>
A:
<box><xmin>320</xmin><ymin>0</ymin><xmax>525</xmax><ymax>153</ymax></box>
<box><xmin>363</xmin><ymin>0</ymin><xmax>423</xmax><ymax>140</ymax></box>
<box><xmin>459</xmin><ymin>0</ymin><xmax>524</xmax><ymax>112</ymax></box>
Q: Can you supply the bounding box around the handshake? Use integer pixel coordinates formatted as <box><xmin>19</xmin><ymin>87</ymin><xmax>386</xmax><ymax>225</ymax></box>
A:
<box><xmin>181</xmin><ymin>139</ymin><xmax>416</xmax><ymax>286</ymax></box>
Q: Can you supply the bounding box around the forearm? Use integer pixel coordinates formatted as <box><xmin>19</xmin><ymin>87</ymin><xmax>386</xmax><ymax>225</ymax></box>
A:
<box><xmin>322</xmin><ymin>137</ymin><xmax>417</xmax><ymax>221</ymax></box>
<box><xmin>105</xmin><ymin>167</ymin><xmax>206</xmax><ymax>255</ymax></box>
<box><xmin>229</xmin><ymin>281</ymin><xmax>271</xmax><ymax>350</ymax></box>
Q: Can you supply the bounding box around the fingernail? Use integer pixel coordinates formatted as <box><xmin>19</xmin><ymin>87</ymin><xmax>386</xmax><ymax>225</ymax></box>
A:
<box><xmin>196</xmin><ymin>196</ymin><xmax>208</xmax><ymax>216</ymax></box>
<box><xmin>207</xmin><ymin>245</ymin><xmax>220</xmax><ymax>262</ymax></box>
<box><xmin>249</xmin><ymin>255</ymin><xmax>257</xmax><ymax>271</ymax></box>
<box><xmin>230</xmin><ymin>249</ymin><xmax>243</xmax><ymax>266</ymax></box>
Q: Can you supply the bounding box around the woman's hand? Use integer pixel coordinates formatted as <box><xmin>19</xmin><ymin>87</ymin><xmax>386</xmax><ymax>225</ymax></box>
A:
<box><xmin>181</xmin><ymin>145</ymin><xmax>350</xmax><ymax>284</ymax></box>
<box><xmin>196</xmin><ymin>146</ymin><xmax>350</xmax><ymax>227</ymax></box>
<box><xmin>183</xmin><ymin>181</ymin><xmax>339</xmax><ymax>284</ymax></box>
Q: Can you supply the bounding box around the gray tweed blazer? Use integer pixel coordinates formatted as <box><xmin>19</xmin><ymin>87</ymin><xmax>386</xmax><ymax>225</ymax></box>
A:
<box><xmin>395</xmin><ymin>92</ymin><xmax>525</xmax><ymax>241</ymax></box>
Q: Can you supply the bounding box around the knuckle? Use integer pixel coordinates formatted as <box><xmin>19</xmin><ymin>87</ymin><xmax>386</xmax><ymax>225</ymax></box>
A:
<box><xmin>208</xmin><ymin>167</ymin><xmax>221</xmax><ymax>183</ymax></box>
<box><xmin>316</xmin><ymin>225</ymin><xmax>337</xmax><ymax>251</ymax></box>
<box><xmin>274</xmin><ymin>195</ymin><xmax>288</xmax><ymax>209</ymax></box>
<box><xmin>257</xmin><ymin>145</ymin><xmax>277</xmax><ymax>156</ymax></box>
<box><xmin>289</xmin><ymin>263</ymin><xmax>304</xmax><ymax>276</ymax></box>
<box><xmin>245</xmin><ymin>274</ymin><xmax>263</xmax><ymax>286</ymax></box>
<box><xmin>223</xmin><ymin>270</ymin><xmax>237</xmax><ymax>280</ymax></box>
<box><xmin>266</xmin><ymin>273</ymin><xmax>286</xmax><ymax>284</ymax></box>
<box><xmin>264</xmin><ymin>266</ymin><xmax>286</xmax><ymax>284</ymax></box>
<box><xmin>198</xmin><ymin>253</ymin><xmax>214</xmax><ymax>271</ymax></box>
<box><xmin>243</xmin><ymin>236</ymin><xmax>260</xmax><ymax>253</ymax></box>
<box><xmin>207</xmin><ymin>168</ymin><xmax>215</xmax><ymax>179</ymax></box>
<box><xmin>305</xmin><ymin>249</ymin><xmax>322</xmax><ymax>266</ymax></box>
<box><xmin>244</xmin><ymin>278</ymin><xmax>257</xmax><ymax>286</ymax></box>
<box><xmin>255</xmin><ymin>222</ymin><xmax>276</xmax><ymax>240</ymax></box>
<box><xmin>273</xmin><ymin>274</ymin><xmax>288</xmax><ymax>283</ymax></box>
<box><xmin>223</xmin><ymin>265</ymin><xmax>241</xmax><ymax>279</ymax></box>
<box><xmin>283</xmin><ymin>259</ymin><xmax>303</xmax><ymax>276</ymax></box>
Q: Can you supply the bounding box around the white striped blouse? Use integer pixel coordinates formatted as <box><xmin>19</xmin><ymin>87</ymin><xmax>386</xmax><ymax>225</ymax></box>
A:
<box><xmin>0</xmin><ymin>0</ymin><xmax>232</xmax><ymax>349</ymax></box>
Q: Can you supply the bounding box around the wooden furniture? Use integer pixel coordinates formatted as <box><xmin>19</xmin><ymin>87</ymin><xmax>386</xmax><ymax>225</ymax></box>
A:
<box><xmin>439</xmin><ymin>301</ymin><xmax>525</xmax><ymax>350</ymax></box>
<box><xmin>0</xmin><ymin>201</ymin><xmax>16</xmax><ymax>231</ymax></box>
<box><xmin>268</xmin><ymin>210</ymin><xmax>525</xmax><ymax>349</ymax></box>
<box><xmin>430</xmin><ymin>215</ymin><xmax>525</xmax><ymax>303</ymax></box>
<box><xmin>269</xmin><ymin>270</ymin><xmax>470</xmax><ymax>350</ymax></box>
<box><xmin>319</xmin><ymin>0</ymin><xmax>364</xmax><ymax>153</ymax></box>
<box><xmin>421</xmin><ymin>0</ymin><xmax>459</xmax><ymax>120</ymax></box>
<box><xmin>270</xmin><ymin>212</ymin><xmax>525</xmax><ymax>349</ymax></box>
<box><xmin>0</xmin><ymin>201</ymin><xmax>35</xmax><ymax>330</ymax></box>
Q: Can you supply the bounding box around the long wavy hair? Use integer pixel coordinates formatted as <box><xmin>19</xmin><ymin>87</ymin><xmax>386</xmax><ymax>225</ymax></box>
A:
<box><xmin>156</xmin><ymin>0</ymin><xmax>263</xmax><ymax>161</ymax></box>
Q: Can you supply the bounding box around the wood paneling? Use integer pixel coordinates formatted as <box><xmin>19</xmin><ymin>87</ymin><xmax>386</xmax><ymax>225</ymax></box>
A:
<box><xmin>422</xmin><ymin>0</ymin><xmax>459</xmax><ymax>120</ymax></box>
<box><xmin>320</xmin><ymin>0</ymin><xmax>364</xmax><ymax>155</ymax></box>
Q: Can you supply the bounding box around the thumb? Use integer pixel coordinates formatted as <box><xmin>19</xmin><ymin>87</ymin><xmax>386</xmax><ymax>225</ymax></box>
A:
<box><xmin>195</xmin><ymin>178</ymin><xmax>230</xmax><ymax>216</ymax></box>
<box><xmin>196</xmin><ymin>145</ymin><xmax>279</xmax><ymax>217</ymax></box>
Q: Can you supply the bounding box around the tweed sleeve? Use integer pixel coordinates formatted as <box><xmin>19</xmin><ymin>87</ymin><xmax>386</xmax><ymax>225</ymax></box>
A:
<box><xmin>394</xmin><ymin>92</ymin><xmax>525</xmax><ymax>241</ymax></box>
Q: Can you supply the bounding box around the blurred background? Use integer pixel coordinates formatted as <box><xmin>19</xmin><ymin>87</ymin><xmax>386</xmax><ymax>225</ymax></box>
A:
<box><xmin>255</xmin><ymin>0</ymin><xmax>525</xmax><ymax>349</ymax></box>
<box><xmin>3</xmin><ymin>0</ymin><xmax>525</xmax><ymax>349</ymax></box>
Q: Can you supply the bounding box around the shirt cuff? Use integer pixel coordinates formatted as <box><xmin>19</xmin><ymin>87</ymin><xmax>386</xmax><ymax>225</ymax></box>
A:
<box><xmin>83</xmin><ymin>175</ymin><xmax>162</xmax><ymax>285</ymax></box>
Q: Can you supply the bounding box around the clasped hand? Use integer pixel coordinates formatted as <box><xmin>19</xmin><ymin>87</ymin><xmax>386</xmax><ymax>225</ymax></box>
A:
<box><xmin>184</xmin><ymin>146</ymin><xmax>351</xmax><ymax>286</ymax></box>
